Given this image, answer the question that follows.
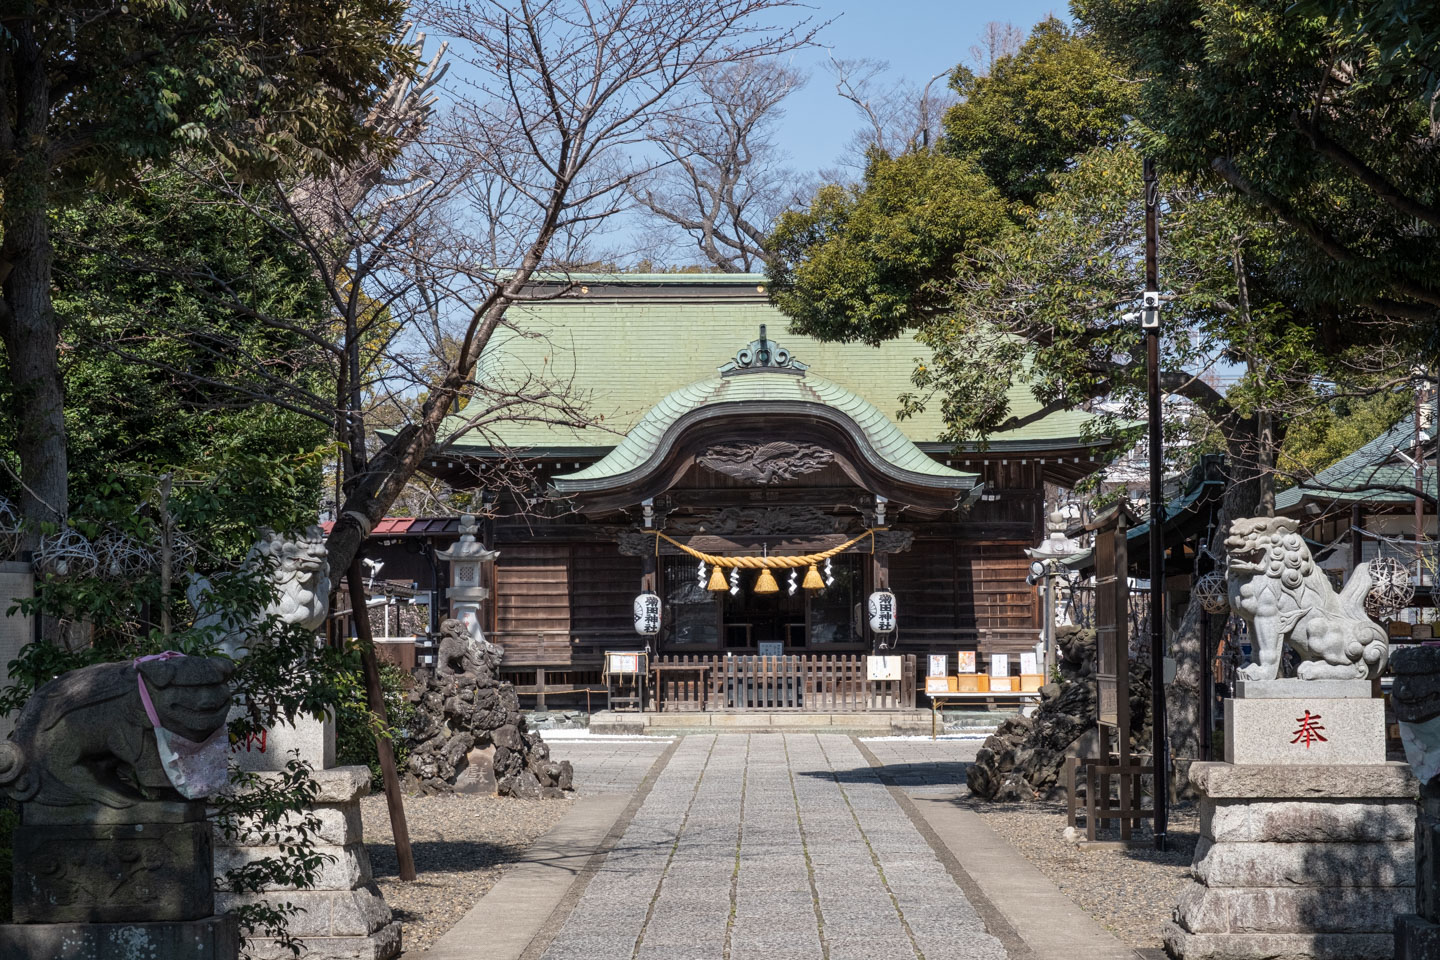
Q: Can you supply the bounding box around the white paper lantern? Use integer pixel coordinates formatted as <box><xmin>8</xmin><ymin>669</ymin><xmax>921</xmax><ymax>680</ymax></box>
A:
<box><xmin>633</xmin><ymin>592</ymin><xmax>662</xmax><ymax>637</ymax></box>
<box><xmin>867</xmin><ymin>590</ymin><xmax>897</xmax><ymax>634</ymax></box>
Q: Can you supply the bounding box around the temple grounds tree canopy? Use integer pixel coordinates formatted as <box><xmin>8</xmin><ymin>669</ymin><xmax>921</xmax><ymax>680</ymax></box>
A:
<box><xmin>1073</xmin><ymin>0</ymin><xmax>1440</xmax><ymax>333</ymax></box>
<box><xmin>766</xmin><ymin>150</ymin><xmax>1011</xmax><ymax>345</ymax></box>
<box><xmin>0</xmin><ymin>0</ymin><xmax>417</xmax><ymax>539</ymax></box>
<box><xmin>943</xmin><ymin>18</ymin><xmax>1134</xmax><ymax>206</ymax></box>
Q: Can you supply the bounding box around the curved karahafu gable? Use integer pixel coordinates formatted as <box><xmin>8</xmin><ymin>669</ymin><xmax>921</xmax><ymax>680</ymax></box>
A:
<box><xmin>552</xmin><ymin>328</ymin><xmax>977</xmax><ymax>513</ymax></box>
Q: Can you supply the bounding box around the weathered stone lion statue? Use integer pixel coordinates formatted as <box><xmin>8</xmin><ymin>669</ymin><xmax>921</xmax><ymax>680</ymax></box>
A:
<box><xmin>1225</xmin><ymin>516</ymin><xmax>1388</xmax><ymax>680</ymax></box>
<box><xmin>189</xmin><ymin>525</ymin><xmax>330</xmax><ymax>657</ymax></box>
<box><xmin>436</xmin><ymin>617</ymin><xmax>501</xmax><ymax>680</ymax></box>
<box><xmin>0</xmin><ymin>656</ymin><xmax>235</xmax><ymax>809</ymax></box>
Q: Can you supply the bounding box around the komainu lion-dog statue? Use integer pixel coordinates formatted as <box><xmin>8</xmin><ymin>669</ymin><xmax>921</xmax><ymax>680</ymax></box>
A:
<box><xmin>1225</xmin><ymin>516</ymin><xmax>1388</xmax><ymax>681</ymax></box>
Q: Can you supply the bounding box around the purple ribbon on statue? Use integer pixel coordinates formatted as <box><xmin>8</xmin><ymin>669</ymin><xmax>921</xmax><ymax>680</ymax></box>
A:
<box><xmin>133</xmin><ymin>651</ymin><xmax>187</xmax><ymax>726</ymax></box>
<box><xmin>133</xmin><ymin>651</ymin><xmax>231</xmax><ymax>798</ymax></box>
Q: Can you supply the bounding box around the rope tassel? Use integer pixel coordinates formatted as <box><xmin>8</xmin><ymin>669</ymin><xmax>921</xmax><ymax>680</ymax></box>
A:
<box><xmin>802</xmin><ymin>564</ymin><xmax>825</xmax><ymax>590</ymax></box>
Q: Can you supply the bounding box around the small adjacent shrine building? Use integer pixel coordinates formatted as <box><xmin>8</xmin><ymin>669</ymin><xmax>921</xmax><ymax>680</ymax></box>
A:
<box><xmin>421</xmin><ymin>275</ymin><xmax>1112</xmax><ymax>695</ymax></box>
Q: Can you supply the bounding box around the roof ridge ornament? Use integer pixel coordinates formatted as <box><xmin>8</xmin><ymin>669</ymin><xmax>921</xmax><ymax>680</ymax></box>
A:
<box><xmin>718</xmin><ymin>324</ymin><xmax>808</xmax><ymax>376</ymax></box>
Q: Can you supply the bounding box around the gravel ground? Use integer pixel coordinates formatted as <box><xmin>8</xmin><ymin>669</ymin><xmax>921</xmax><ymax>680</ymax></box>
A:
<box><xmin>965</xmin><ymin>797</ymin><xmax>1199</xmax><ymax>950</ymax></box>
<box><xmin>361</xmin><ymin>792</ymin><xmax>573</xmax><ymax>956</ymax></box>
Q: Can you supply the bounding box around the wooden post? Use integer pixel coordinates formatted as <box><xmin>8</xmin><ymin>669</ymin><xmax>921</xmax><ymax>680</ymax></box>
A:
<box><xmin>536</xmin><ymin>666</ymin><xmax>547</xmax><ymax>712</ymax></box>
<box><xmin>347</xmin><ymin>559</ymin><xmax>417</xmax><ymax>882</ymax></box>
<box><xmin>1351</xmin><ymin>503</ymin><xmax>1364</xmax><ymax>574</ymax></box>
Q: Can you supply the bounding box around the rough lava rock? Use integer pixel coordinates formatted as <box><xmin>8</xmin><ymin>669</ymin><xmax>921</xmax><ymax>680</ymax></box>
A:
<box><xmin>402</xmin><ymin>622</ymin><xmax>573</xmax><ymax>799</ymax></box>
<box><xmin>966</xmin><ymin>625</ymin><xmax>1151</xmax><ymax>802</ymax></box>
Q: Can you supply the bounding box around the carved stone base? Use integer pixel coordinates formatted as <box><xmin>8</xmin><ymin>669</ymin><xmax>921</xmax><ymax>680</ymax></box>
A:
<box><xmin>0</xmin><ymin>914</ymin><xmax>238</xmax><ymax>960</ymax></box>
<box><xmin>14</xmin><ymin>812</ymin><xmax>214</xmax><ymax>923</ymax></box>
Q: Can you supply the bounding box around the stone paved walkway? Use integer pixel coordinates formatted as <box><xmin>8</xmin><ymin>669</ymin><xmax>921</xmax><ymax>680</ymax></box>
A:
<box><xmin>539</xmin><ymin>734</ymin><xmax>1006</xmax><ymax>960</ymax></box>
<box><xmin>547</xmin><ymin>737</ymin><xmax>673</xmax><ymax>796</ymax></box>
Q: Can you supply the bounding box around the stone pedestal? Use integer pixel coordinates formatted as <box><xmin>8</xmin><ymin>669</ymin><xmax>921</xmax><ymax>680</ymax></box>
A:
<box><xmin>215</xmin><ymin>766</ymin><xmax>400</xmax><ymax>960</ymax></box>
<box><xmin>1224</xmin><ymin>681</ymin><xmax>1385</xmax><ymax>766</ymax></box>
<box><xmin>1165</xmin><ymin>762</ymin><xmax>1419</xmax><ymax>960</ymax></box>
<box><xmin>232</xmin><ymin>710</ymin><xmax>337</xmax><ymax>772</ymax></box>
<box><xmin>0</xmin><ymin>800</ymin><xmax>239</xmax><ymax>960</ymax></box>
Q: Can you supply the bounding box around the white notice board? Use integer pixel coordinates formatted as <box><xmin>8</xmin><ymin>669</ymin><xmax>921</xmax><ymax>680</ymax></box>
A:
<box><xmin>928</xmin><ymin>654</ymin><xmax>947</xmax><ymax>676</ymax></box>
<box><xmin>1020</xmin><ymin>652</ymin><xmax>1038</xmax><ymax>675</ymax></box>
<box><xmin>989</xmin><ymin>653</ymin><xmax>1010</xmax><ymax>677</ymax></box>
<box><xmin>867</xmin><ymin>655</ymin><xmax>903</xmax><ymax>681</ymax></box>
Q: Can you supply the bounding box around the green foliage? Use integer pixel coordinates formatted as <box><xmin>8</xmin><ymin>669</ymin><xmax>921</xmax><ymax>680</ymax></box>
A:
<box><xmin>766</xmin><ymin>150</ymin><xmax>1011</xmax><ymax>344</ymax></box>
<box><xmin>1074</xmin><ymin>0</ymin><xmax>1440</xmax><ymax>329</ymax></box>
<box><xmin>943</xmin><ymin>18</ymin><xmax>1134</xmax><ymax>206</ymax></box>
<box><xmin>337</xmin><ymin>663</ymin><xmax>415</xmax><ymax>791</ymax></box>
<box><xmin>0</xmin><ymin>175</ymin><xmax>330</xmax><ymax>526</ymax></box>
<box><xmin>1276</xmin><ymin>389</ymin><xmax>1414</xmax><ymax>488</ymax></box>
<box><xmin>3</xmin><ymin>0</ymin><xmax>417</xmax><ymax>195</ymax></box>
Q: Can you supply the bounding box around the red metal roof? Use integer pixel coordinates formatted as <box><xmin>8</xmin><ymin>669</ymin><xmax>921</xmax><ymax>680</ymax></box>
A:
<box><xmin>319</xmin><ymin>517</ymin><xmax>463</xmax><ymax>537</ymax></box>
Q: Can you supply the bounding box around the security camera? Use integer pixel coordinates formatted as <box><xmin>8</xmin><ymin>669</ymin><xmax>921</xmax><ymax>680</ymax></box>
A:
<box><xmin>1141</xmin><ymin>290</ymin><xmax>1161</xmax><ymax>329</ymax></box>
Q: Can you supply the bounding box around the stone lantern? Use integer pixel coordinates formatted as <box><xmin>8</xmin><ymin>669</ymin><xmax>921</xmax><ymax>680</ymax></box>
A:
<box><xmin>1025</xmin><ymin>507</ymin><xmax>1081</xmax><ymax>676</ymax></box>
<box><xmin>435</xmin><ymin>514</ymin><xmax>500</xmax><ymax>643</ymax></box>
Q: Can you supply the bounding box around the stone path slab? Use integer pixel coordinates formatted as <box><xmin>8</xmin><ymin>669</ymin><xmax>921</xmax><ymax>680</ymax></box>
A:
<box><xmin>537</xmin><ymin>734</ymin><xmax>1008</xmax><ymax>960</ymax></box>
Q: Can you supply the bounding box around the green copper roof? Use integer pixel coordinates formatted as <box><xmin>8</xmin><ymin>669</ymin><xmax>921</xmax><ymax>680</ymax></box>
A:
<box><xmin>554</xmin><ymin>368</ymin><xmax>974</xmax><ymax>490</ymax></box>
<box><xmin>444</xmin><ymin>274</ymin><xmax>1102</xmax><ymax>453</ymax></box>
<box><xmin>1276</xmin><ymin>413</ymin><xmax>1434</xmax><ymax>512</ymax></box>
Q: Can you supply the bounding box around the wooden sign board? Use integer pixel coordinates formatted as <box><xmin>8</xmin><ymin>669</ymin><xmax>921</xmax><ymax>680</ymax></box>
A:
<box><xmin>607</xmin><ymin>651</ymin><xmax>642</xmax><ymax>674</ymax></box>
<box><xmin>925</xmin><ymin>675</ymin><xmax>949</xmax><ymax>694</ymax></box>
<box><xmin>867</xmin><ymin>655</ymin><xmax>903</xmax><ymax>681</ymax></box>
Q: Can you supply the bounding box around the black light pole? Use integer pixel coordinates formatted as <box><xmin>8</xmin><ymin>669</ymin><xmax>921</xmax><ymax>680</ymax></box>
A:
<box><xmin>1143</xmin><ymin>156</ymin><xmax>1169</xmax><ymax>851</ymax></box>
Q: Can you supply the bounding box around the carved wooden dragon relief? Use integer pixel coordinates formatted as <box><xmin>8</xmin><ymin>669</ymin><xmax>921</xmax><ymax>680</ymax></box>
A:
<box><xmin>696</xmin><ymin>441</ymin><xmax>834</xmax><ymax>484</ymax></box>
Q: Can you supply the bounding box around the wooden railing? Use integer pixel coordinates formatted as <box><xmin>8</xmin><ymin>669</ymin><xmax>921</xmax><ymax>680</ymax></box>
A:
<box><xmin>650</xmin><ymin>654</ymin><xmax>916</xmax><ymax>713</ymax></box>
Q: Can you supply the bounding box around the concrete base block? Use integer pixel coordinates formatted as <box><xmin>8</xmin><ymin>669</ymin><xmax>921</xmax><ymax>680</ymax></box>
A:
<box><xmin>232</xmin><ymin>708</ymin><xmax>336</xmax><ymax>772</ymax></box>
<box><xmin>0</xmin><ymin>914</ymin><xmax>239</xmax><ymax>960</ymax></box>
<box><xmin>1225</xmin><ymin>696</ymin><xmax>1386</xmax><ymax>765</ymax></box>
<box><xmin>1397</xmin><ymin>914</ymin><xmax>1440</xmax><ymax>960</ymax></box>
<box><xmin>1165</xmin><ymin>924</ymin><xmax>1394</xmax><ymax>960</ymax></box>
<box><xmin>215</xmin><ymin>840</ymin><xmax>372</xmax><ymax>890</ymax></box>
<box><xmin>1234</xmin><ymin>679</ymin><xmax>1374</xmax><ymax>699</ymax></box>
<box><xmin>214</xmin><ymin>766</ymin><xmax>396</xmax><ymax>960</ymax></box>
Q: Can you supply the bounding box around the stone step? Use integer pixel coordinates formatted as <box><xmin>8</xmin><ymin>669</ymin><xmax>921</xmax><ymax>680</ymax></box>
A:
<box><xmin>589</xmin><ymin>709</ymin><xmax>931</xmax><ymax>737</ymax></box>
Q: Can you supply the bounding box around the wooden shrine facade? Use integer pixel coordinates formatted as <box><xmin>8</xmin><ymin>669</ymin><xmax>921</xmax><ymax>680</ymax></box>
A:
<box><xmin>418</xmin><ymin>279</ymin><xmax>1114</xmax><ymax>709</ymax></box>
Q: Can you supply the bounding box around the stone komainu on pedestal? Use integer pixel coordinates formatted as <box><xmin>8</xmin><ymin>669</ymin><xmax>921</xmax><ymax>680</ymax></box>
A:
<box><xmin>1168</xmin><ymin>515</ymin><xmax>1414</xmax><ymax>960</ymax></box>
<box><xmin>1224</xmin><ymin>516</ymin><xmax>1388</xmax><ymax>681</ymax></box>
<box><xmin>0</xmin><ymin>657</ymin><xmax>241</xmax><ymax>960</ymax></box>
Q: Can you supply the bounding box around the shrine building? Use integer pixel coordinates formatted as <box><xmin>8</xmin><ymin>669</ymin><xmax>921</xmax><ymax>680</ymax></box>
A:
<box><xmin>415</xmin><ymin>274</ymin><xmax>1115</xmax><ymax>708</ymax></box>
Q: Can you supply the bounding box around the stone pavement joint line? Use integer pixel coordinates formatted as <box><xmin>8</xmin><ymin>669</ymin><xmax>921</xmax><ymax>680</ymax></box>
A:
<box><xmin>538</xmin><ymin>734</ymin><xmax>1008</xmax><ymax>960</ymax></box>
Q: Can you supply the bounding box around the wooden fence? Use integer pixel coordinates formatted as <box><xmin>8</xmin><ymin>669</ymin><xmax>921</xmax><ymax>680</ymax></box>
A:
<box><xmin>650</xmin><ymin>654</ymin><xmax>916</xmax><ymax>713</ymax></box>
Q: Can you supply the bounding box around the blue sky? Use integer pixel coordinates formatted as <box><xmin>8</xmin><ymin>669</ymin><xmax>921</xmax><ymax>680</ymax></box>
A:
<box><xmin>777</xmin><ymin>1</ymin><xmax>1068</xmax><ymax>175</ymax></box>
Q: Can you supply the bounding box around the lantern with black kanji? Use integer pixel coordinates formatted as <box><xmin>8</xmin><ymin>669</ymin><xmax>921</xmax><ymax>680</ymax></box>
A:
<box><xmin>633</xmin><ymin>592</ymin><xmax>662</xmax><ymax>637</ymax></box>
<box><xmin>867</xmin><ymin>590</ymin><xmax>897</xmax><ymax>634</ymax></box>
